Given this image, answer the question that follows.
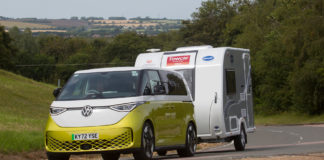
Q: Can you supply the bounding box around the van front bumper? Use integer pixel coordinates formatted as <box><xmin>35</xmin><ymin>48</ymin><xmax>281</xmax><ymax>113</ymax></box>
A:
<box><xmin>46</xmin><ymin>128</ymin><xmax>133</xmax><ymax>153</ymax></box>
<box><xmin>44</xmin><ymin>116</ymin><xmax>144</xmax><ymax>153</ymax></box>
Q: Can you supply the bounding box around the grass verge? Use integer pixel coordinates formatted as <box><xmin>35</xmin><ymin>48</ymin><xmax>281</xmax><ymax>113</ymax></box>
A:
<box><xmin>0</xmin><ymin>69</ymin><xmax>54</xmax><ymax>153</ymax></box>
<box><xmin>0</xmin><ymin>131</ymin><xmax>44</xmax><ymax>153</ymax></box>
<box><xmin>255</xmin><ymin>112</ymin><xmax>324</xmax><ymax>125</ymax></box>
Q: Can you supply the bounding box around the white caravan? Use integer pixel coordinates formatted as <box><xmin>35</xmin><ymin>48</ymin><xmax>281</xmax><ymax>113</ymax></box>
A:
<box><xmin>135</xmin><ymin>45</ymin><xmax>255</xmax><ymax>150</ymax></box>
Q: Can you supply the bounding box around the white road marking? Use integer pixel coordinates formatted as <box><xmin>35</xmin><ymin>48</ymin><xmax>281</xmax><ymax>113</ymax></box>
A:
<box><xmin>270</xmin><ymin>130</ymin><xmax>283</xmax><ymax>133</ymax></box>
<box><xmin>268</xmin><ymin>129</ymin><xmax>304</xmax><ymax>144</ymax></box>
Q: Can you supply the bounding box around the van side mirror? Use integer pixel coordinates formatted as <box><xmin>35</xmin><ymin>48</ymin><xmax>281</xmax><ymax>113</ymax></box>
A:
<box><xmin>154</xmin><ymin>85</ymin><xmax>166</xmax><ymax>95</ymax></box>
<box><xmin>53</xmin><ymin>88</ymin><xmax>61</xmax><ymax>98</ymax></box>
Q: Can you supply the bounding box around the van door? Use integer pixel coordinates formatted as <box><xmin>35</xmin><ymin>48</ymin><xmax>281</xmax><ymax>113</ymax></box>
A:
<box><xmin>146</xmin><ymin>70</ymin><xmax>177</xmax><ymax>145</ymax></box>
<box><xmin>243</xmin><ymin>54</ymin><xmax>254</xmax><ymax>128</ymax></box>
<box><xmin>165</xmin><ymin>71</ymin><xmax>190</xmax><ymax>144</ymax></box>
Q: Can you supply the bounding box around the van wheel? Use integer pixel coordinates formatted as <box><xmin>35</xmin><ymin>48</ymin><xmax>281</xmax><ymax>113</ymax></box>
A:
<box><xmin>46</xmin><ymin>152</ymin><xmax>70</xmax><ymax>160</ymax></box>
<box><xmin>157</xmin><ymin>150</ymin><xmax>167</xmax><ymax>156</ymax></box>
<box><xmin>101</xmin><ymin>152</ymin><xmax>120</xmax><ymax>160</ymax></box>
<box><xmin>133</xmin><ymin>122</ymin><xmax>154</xmax><ymax>160</ymax></box>
<box><xmin>234</xmin><ymin>125</ymin><xmax>246</xmax><ymax>151</ymax></box>
<box><xmin>177</xmin><ymin>123</ymin><xmax>196</xmax><ymax>157</ymax></box>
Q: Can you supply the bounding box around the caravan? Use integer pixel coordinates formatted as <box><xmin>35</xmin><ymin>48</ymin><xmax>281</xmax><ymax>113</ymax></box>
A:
<box><xmin>135</xmin><ymin>45</ymin><xmax>255</xmax><ymax>150</ymax></box>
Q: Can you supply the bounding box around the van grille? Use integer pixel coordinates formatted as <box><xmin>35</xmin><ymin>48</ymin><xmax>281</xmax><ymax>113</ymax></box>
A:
<box><xmin>46</xmin><ymin>130</ymin><xmax>132</xmax><ymax>152</ymax></box>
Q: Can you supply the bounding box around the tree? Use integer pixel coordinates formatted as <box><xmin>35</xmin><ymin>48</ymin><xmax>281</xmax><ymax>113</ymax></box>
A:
<box><xmin>0</xmin><ymin>26</ymin><xmax>15</xmax><ymax>70</ymax></box>
<box><xmin>230</xmin><ymin>0</ymin><xmax>324</xmax><ymax>114</ymax></box>
<box><xmin>180</xmin><ymin>0</ymin><xmax>249</xmax><ymax>46</ymax></box>
<box><xmin>102</xmin><ymin>32</ymin><xmax>153</xmax><ymax>65</ymax></box>
<box><xmin>70</xmin><ymin>16</ymin><xmax>79</xmax><ymax>20</ymax></box>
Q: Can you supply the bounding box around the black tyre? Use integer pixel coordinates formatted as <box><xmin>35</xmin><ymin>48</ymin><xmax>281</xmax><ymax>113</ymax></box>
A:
<box><xmin>177</xmin><ymin>123</ymin><xmax>196</xmax><ymax>157</ymax></box>
<box><xmin>157</xmin><ymin>150</ymin><xmax>167</xmax><ymax>156</ymax></box>
<box><xmin>133</xmin><ymin>122</ymin><xmax>155</xmax><ymax>160</ymax></box>
<box><xmin>234</xmin><ymin>125</ymin><xmax>247</xmax><ymax>151</ymax></box>
<box><xmin>46</xmin><ymin>152</ymin><xmax>70</xmax><ymax>160</ymax></box>
<box><xmin>102</xmin><ymin>152</ymin><xmax>120</xmax><ymax>160</ymax></box>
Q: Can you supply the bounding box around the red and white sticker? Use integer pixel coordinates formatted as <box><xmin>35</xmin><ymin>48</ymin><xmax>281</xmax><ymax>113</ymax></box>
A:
<box><xmin>167</xmin><ymin>55</ymin><xmax>190</xmax><ymax>66</ymax></box>
<box><xmin>146</xmin><ymin>59</ymin><xmax>152</xmax><ymax>63</ymax></box>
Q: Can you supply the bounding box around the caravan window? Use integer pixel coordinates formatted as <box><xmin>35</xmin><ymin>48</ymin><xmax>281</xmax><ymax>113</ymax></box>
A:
<box><xmin>226</xmin><ymin>70</ymin><xmax>236</xmax><ymax>95</ymax></box>
<box><xmin>159</xmin><ymin>71</ymin><xmax>187</xmax><ymax>95</ymax></box>
<box><xmin>176</xmin><ymin>69</ymin><xmax>195</xmax><ymax>99</ymax></box>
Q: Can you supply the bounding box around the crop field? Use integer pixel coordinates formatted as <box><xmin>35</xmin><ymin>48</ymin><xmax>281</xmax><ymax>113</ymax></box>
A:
<box><xmin>31</xmin><ymin>30</ymin><xmax>67</xmax><ymax>33</ymax></box>
<box><xmin>93</xmin><ymin>23</ymin><xmax>158</xmax><ymax>27</ymax></box>
<box><xmin>0</xmin><ymin>69</ymin><xmax>55</xmax><ymax>153</ymax></box>
<box><xmin>49</xmin><ymin>19</ymin><xmax>89</xmax><ymax>28</ymax></box>
<box><xmin>150</xmin><ymin>19</ymin><xmax>181</xmax><ymax>24</ymax></box>
<box><xmin>91</xmin><ymin>19</ymin><xmax>178</xmax><ymax>27</ymax></box>
<box><xmin>92</xmin><ymin>20</ymin><xmax>140</xmax><ymax>24</ymax></box>
<box><xmin>0</xmin><ymin>20</ymin><xmax>54</xmax><ymax>29</ymax></box>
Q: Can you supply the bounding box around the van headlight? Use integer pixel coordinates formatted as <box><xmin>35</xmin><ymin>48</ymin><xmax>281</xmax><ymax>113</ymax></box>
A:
<box><xmin>50</xmin><ymin>107</ymin><xmax>67</xmax><ymax>115</ymax></box>
<box><xmin>110</xmin><ymin>102</ymin><xmax>145</xmax><ymax>112</ymax></box>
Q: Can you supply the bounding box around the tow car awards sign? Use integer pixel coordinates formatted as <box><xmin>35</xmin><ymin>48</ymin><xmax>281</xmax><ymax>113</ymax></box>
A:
<box><xmin>167</xmin><ymin>55</ymin><xmax>191</xmax><ymax>66</ymax></box>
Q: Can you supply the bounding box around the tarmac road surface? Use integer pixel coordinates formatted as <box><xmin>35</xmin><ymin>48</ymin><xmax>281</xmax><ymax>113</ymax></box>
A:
<box><xmin>122</xmin><ymin>124</ymin><xmax>324</xmax><ymax>160</ymax></box>
<box><xmin>166</xmin><ymin>124</ymin><xmax>324</xmax><ymax>160</ymax></box>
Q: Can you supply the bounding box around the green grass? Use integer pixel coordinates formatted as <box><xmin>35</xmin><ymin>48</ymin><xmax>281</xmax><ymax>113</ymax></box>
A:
<box><xmin>0</xmin><ymin>131</ymin><xmax>44</xmax><ymax>153</ymax></box>
<box><xmin>255</xmin><ymin>112</ymin><xmax>324</xmax><ymax>125</ymax></box>
<box><xmin>0</xmin><ymin>69</ymin><xmax>55</xmax><ymax>153</ymax></box>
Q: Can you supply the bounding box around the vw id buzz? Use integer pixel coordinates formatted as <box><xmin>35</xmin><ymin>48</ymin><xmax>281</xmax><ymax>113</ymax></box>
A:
<box><xmin>45</xmin><ymin>67</ymin><xmax>196</xmax><ymax>160</ymax></box>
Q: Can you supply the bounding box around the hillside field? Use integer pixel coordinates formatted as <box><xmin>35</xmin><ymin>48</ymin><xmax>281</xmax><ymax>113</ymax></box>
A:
<box><xmin>0</xmin><ymin>20</ymin><xmax>54</xmax><ymax>29</ymax></box>
<box><xmin>0</xmin><ymin>69</ymin><xmax>55</xmax><ymax>153</ymax></box>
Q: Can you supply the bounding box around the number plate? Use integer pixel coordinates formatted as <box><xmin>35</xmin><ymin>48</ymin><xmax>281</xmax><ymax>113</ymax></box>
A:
<box><xmin>72</xmin><ymin>133</ymin><xmax>99</xmax><ymax>141</ymax></box>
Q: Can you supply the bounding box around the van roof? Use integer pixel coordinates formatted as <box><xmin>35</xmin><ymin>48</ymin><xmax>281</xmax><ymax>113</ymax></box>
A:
<box><xmin>74</xmin><ymin>66</ymin><xmax>179</xmax><ymax>74</ymax></box>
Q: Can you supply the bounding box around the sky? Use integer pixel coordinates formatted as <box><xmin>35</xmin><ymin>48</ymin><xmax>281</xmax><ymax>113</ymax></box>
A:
<box><xmin>0</xmin><ymin>0</ymin><xmax>205</xmax><ymax>20</ymax></box>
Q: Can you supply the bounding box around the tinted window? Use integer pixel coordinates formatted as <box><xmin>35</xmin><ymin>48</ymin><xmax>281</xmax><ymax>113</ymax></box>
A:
<box><xmin>226</xmin><ymin>70</ymin><xmax>236</xmax><ymax>95</ymax></box>
<box><xmin>176</xmin><ymin>69</ymin><xmax>194</xmax><ymax>99</ymax></box>
<box><xmin>160</xmin><ymin>71</ymin><xmax>187</xmax><ymax>95</ymax></box>
<box><xmin>57</xmin><ymin>71</ymin><xmax>141</xmax><ymax>100</ymax></box>
<box><xmin>145</xmin><ymin>70</ymin><xmax>164</xmax><ymax>95</ymax></box>
<box><xmin>140</xmin><ymin>72</ymin><xmax>151</xmax><ymax>95</ymax></box>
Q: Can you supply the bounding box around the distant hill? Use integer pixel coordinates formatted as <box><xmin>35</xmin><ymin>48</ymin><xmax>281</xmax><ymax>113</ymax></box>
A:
<box><xmin>0</xmin><ymin>69</ymin><xmax>55</xmax><ymax>152</ymax></box>
<box><xmin>0</xmin><ymin>17</ymin><xmax>183</xmax><ymax>37</ymax></box>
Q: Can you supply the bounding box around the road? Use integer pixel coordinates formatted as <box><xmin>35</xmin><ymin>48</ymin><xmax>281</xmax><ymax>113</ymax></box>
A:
<box><xmin>133</xmin><ymin>124</ymin><xmax>324</xmax><ymax>160</ymax></box>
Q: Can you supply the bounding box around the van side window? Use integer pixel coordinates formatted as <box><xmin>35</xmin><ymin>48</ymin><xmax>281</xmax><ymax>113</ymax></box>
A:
<box><xmin>147</xmin><ymin>70</ymin><xmax>162</xmax><ymax>94</ymax></box>
<box><xmin>226</xmin><ymin>70</ymin><xmax>236</xmax><ymax>95</ymax></box>
<box><xmin>166</xmin><ymin>72</ymin><xmax>187</xmax><ymax>96</ymax></box>
<box><xmin>141</xmin><ymin>72</ymin><xmax>151</xmax><ymax>95</ymax></box>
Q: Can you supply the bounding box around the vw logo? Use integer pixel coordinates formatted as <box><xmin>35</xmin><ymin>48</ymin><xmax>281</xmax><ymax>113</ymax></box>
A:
<box><xmin>81</xmin><ymin>105</ymin><xmax>93</xmax><ymax>117</ymax></box>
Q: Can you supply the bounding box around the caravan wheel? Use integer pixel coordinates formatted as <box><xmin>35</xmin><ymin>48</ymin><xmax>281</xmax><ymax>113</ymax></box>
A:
<box><xmin>157</xmin><ymin>150</ymin><xmax>167</xmax><ymax>156</ymax></box>
<box><xmin>234</xmin><ymin>125</ymin><xmax>246</xmax><ymax>151</ymax></box>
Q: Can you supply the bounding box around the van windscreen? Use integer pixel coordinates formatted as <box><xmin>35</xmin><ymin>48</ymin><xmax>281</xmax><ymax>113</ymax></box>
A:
<box><xmin>57</xmin><ymin>71</ymin><xmax>141</xmax><ymax>100</ymax></box>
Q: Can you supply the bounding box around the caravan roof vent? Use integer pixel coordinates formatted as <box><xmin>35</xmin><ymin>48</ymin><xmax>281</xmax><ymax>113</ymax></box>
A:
<box><xmin>176</xmin><ymin>45</ymin><xmax>213</xmax><ymax>51</ymax></box>
<box><xmin>146</xmin><ymin>49</ymin><xmax>161</xmax><ymax>53</ymax></box>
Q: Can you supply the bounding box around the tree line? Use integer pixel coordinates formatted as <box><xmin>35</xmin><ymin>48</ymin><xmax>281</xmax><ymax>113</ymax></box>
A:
<box><xmin>0</xmin><ymin>0</ymin><xmax>323</xmax><ymax>115</ymax></box>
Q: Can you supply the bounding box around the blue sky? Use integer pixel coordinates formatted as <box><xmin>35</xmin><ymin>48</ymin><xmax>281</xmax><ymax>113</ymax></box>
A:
<box><xmin>0</xmin><ymin>0</ymin><xmax>205</xmax><ymax>19</ymax></box>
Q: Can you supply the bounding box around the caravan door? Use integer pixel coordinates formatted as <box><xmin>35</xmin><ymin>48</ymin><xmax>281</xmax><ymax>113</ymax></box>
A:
<box><xmin>243</xmin><ymin>53</ymin><xmax>254</xmax><ymax>128</ymax></box>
